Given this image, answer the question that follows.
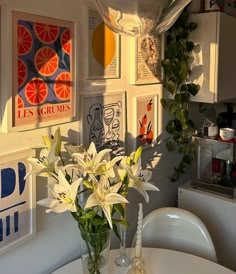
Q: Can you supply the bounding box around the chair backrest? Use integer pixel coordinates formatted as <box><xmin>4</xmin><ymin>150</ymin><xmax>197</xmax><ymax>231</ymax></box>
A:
<box><xmin>132</xmin><ymin>207</ymin><xmax>217</xmax><ymax>262</ymax></box>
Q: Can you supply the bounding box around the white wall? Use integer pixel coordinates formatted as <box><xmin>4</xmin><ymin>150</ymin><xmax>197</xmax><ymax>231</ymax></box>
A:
<box><xmin>0</xmin><ymin>0</ymin><xmax>187</xmax><ymax>273</ymax></box>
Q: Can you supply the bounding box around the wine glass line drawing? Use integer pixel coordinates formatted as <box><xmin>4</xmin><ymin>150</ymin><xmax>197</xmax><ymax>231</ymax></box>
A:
<box><xmin>86</xmin><ymin>100</ymin><xmax>122</xmax><ymax>150</ymax></box>
<box><xmin>104</xmin><ymin>108</ymin><xmax>115</xmax><ymax>140</ymax></box>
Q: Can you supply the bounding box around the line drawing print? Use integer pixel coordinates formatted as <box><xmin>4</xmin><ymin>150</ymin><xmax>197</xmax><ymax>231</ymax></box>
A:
<box><xmin>86</xmin><ymin>100</ymin><xmax>122</xmax><ymax>152</ymax></box>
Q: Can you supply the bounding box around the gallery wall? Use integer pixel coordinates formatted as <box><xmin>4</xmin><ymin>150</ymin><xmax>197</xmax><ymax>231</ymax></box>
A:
<box><xmin>0</xmin><ymin>0</ymin><xmax>188</xmax><ymax>273</ymax></box>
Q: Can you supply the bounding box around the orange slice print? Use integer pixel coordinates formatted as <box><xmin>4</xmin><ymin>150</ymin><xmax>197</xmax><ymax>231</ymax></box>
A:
<box><xmin>16</xmin><ymin>95</ymin><xmax>24</xmax><ymax>109</ymax></box>
<box><xmin>25</xmin><ymin>78</ymin><xmax>48</xmax><ymax>105</ymax></box>
<box><xmin>54</xmin><ymin>72</ymin><xmax>71</xmax><ymax>101</ymax></box>
<box><xmin>34</xmin><ymin>23</ymin><xmax>59</xmax><ymax>44</ymax></box>
<box><xmin>61</xmin><ymin>29</ymin><xmax>71</xmax><ymax>55</ymax></box>
<box><xmin>18</xmin><ymin>25</ymin><xmax>33</xmax><ymax>56</ymax></box>
<box><xmin>34</xmin><ymin>47</ymin><xmax>59</xmax><ymax>76</ymax></box>
<box><xmin>18</xmin><ymin>58</ymin><xmax>28</xmax><ymax>88</ymax></box>
<box><xmin>92</xmin><ymin>22</ymin><xmax>116</xmax><ymax>68</ymax></box>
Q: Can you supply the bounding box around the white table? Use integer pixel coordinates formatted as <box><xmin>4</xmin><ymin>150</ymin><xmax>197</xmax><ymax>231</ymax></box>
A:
<box><xmin>51</xmin><ymin>248</ymin><xmax>236</xmax><ymax>274</ymax></box>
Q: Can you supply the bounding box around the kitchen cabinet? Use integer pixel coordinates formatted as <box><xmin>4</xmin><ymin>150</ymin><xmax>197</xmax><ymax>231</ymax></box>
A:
<box><xmin>189</xmin><ymin>12</ymin><xmax>236</xmax><ymax>103</ymax></box>
<box><xmin>178</xmin><ymin>181</ymin><xmax>236</xmax><ymax>271</ymax></box>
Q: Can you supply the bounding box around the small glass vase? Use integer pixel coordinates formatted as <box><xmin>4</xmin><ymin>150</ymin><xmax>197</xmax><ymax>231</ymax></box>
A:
<box><xmin>115</xmin><ymin>224</ymin><xmax>131</xmax><ymax>267</ymax></box>
<box><xmin>79</xmin><ymin>228</ymin><xmax>111</xmax><ymax>274</ymax></box>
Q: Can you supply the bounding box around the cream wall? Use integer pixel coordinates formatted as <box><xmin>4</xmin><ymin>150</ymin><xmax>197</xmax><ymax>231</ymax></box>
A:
<box><xmin>0</xmin><ymin>0</ymin><xmax>187</xmax><ymax>273</ymax></box>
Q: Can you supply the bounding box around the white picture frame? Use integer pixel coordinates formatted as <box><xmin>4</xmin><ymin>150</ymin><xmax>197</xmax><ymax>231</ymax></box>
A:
<box><xmin>80</xmin><ymin>91</ymin><xmax>126</xmax><ymax>154</ymax></box>
<box><xmin>0</xmin><ymin>149</ymin><xmax>36</xmax><ymax>256</ymax></box>
<box><xmin>135</xmin><ymin>93</ymin><xmax>158</xmax><ymax>149</ymax></box>
<box><xmin>86</xmin><ymin>8</ymin><xmax>120</xmax><ymax>80</ymax></box>
<box><xmin>130</xmin><ymin>34</ymin><xmax>163</xmax><ymax>85</ymax></box>
<box><xmin>1</xmin><ymin>10</ymin><xmax>77</xmax><ymax>133</ymax></box>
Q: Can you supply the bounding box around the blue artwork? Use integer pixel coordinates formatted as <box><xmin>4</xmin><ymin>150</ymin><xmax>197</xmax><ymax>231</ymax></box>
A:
<box><xmin>0</xmin><ymin>158</ymin><xmax>33</xmax><ymax>254</ymax></box>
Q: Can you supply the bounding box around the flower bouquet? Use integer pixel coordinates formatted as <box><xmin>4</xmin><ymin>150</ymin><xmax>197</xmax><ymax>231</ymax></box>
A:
<box><xmin>26</xmin><ymin>127</ymin><xmax>159</xmax><ymax>274</ymax></box>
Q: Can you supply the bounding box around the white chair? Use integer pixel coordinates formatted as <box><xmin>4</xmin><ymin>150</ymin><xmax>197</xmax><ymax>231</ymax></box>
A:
<box><xmin>132</xmin><ymin>207</ymin><xmax>217</xmax><ymax>262</ymax></box>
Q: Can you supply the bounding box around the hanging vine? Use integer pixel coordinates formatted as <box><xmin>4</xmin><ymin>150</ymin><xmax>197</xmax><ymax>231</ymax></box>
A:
<box><xmin>161</xmin><ymin>8</ymin><xmax>199</xmax><ymax>182</ymax></box>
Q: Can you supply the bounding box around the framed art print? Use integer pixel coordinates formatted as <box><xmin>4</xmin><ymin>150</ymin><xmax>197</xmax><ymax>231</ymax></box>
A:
<box><xmin>11</xmin><ymin>11</ymin><xmax>75</xmax><ymax>131</ymax></box>
<box><xmin>0</xmin><ymin>149</ymin><xmax>36</xmax><ymax>255</ymax></box>
<box><xmin>87</xmin><ymin>8</ymin><xmax>120</xmax><ymax>80</ymax></box>
<box><xmin>135</xmin><ymin>94</ymin><xmax>158</xmax><ymax>149</ymax></box>
<box><xmin>81</xmin><ymin>91</ymin><xmax>126</xmax><ymax>154</ymax></box>
<box><xmin>130</xmin><ymin>34</ymin><xmax>163</xmax><ymax>85</ymax></box>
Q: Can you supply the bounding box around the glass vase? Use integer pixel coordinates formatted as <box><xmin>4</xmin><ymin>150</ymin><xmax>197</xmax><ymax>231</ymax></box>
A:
<box><xmin>79</xmin><ymin>228</ymin><xmax>111</xmax><ymax>274</ymax></box>
<box><xmin>115</xmin><ymin>224</ymin><xmax>131</xmax><ymax>267</ymax></box>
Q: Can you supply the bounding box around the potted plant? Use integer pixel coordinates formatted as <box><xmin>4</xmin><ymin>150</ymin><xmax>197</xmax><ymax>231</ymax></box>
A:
<box><xmin>161</xmin><ymin>8</ymin><xmax>199</xmax><ymax>182</ymax></box>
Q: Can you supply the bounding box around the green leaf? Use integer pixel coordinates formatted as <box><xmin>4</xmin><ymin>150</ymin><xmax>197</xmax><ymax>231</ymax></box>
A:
<box><xmin>180</xmin><ymin>84</ymin><xmax>188</xmax><ymax>91</ymax></box>
<box><xmin>166</xmin><ymin>80</ymin><xmax>176</xmax><ymax>94</ymax></box>
<box><xmin>174</xmin><ymin>119</ymin><xmax>183</xmax><ymax>132</ymax></box>
<box><xmin>174</xmin><ymin>93</ymin><xmax>189</xmax><ymax>104</ymax></box>
<box><xmin>161</xmin><ymin>59</ymin><xmax>172</xmax><ymax>75</ymax></box>
<box><xmin>183</xmin><ymin>154</ymin><xmax>193</xmax><ymax>164</ymax></box>
<box><xmin>170</xmin><ymin>176</ymin><xmax>177</xmax><ymax>182</ymax></box>
<box><xmin>133</xmin><ymin>146</ymin><xmax>142</xmax><ymax>163</ymax></box>
<box><xmin>119</xmin><ymin>219</ymin><xmax>128</xmax><ymax>226</ymax></box>
<box><xmin>165</xmin><ymin>120</ymin><xmax>175</xmax><ymax>134</ymax></box>
<box><xmin>178</xmin><ymin>61</ymin><xmax>188</xmax><ymax>82</ymax></box>
<box><xmin>113</xmin><ymin>223</ymin><xmax>122</xmax><ymax>243</ymax></box>
<box><xmin>80</xmin><ymin>211</ymin><xmax>96</xmax><ymax>220</ymax></box>
<box><xmin>187</xmin><ymin>83</ymin><xmax>200</xmax><ymax>96</ymax></box>
<box><xmin>176</xmin><ymin>109</ymin><xmax>188</xmax><ymax>125</ymax></box>
<box><xmin>112</xmin><ymin>218</ymin><xmax>128</xmax><ymax>226</ymax></box>
<box><xmin>114</xmin><ymin>204</ymin><xmax>125</xmax><ymax>218</ymax></box>
<box><xmin>188</xmin><ymin>22</ymin><xmax>198</xmax><ymax>31</ymax></box>
<box><xmin>93</xmin><ymin>218</ymin><xmax>107</xmax><ymax>226</ymax></box>
<box><xmin>83</xmin><ymin>179</ymin><xmax>93</xmax><ymax>189</ymax></box>
<box><xmin>160</xmin><ymin>98</ymin><xmax>168</xmax><ymax>108</ymax></box>
<box><xmin>186</xmin><ymin>41</ymin><xmax>195</xmax><ymax>52</ymax></box>
<box><xmin>168</xmin><ymin>102</ymin><xmax>177</xmax><ymax>113</ymax></box>
<box><xmin>161</xmin><ymin>58</ymin><xmax>171</xmax><ymax>68</ymax></box>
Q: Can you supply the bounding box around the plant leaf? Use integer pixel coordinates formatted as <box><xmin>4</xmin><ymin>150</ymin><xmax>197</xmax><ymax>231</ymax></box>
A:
<box><xmin>113</xmin><ymin>223</ymin><xmax>122</xmax><ymax>243</ymax></box>
<box><xmin>161</xmin><ymin>98</ymin><xmax>168</xmax><ymax>108</ymax></box>
<box><xmin>114</xmin><ymin>204</ymin><xmax>125</xmax><ymax>218</ymax></box>
<box><xmin>133</xmin><ymin>146</ymin><xmax>142</xmax><ymax>163</ymax></box>
<box><xmin>80</xmin><ymin>211</ymin><xmax>96</xmax><ymax>220</ymax></box>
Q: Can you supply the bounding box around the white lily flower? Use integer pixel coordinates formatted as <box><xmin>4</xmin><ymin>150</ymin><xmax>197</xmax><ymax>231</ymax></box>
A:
<box><xmin>122</xmin><ymin>157</ymin><xmax>159</xmax><ymax>203</ymax></box>
<box><xmin>84</xmin><ymin>176</ymin><xmax>128</xmax><ymax>228</ymax></box>
<box><xmin>42</xmin><ymin>127</ymin><xmax>62</xmax><ymax>156</ymax></box>
<box><xmin>37</xmin><ymin>170</ymin><xmax>82</xmax><ymax>213</ymax></box>
<box><xmin>99</xmin><ymin>155</ymin><xmax>124</xmax><ymax>178</ymax></box>
<box><xmin>25</xmin><ymin>141</ymin><xmax>59</xmax><ymax>179</ymax></box>
<box><xmin>73</xmin><ymin>142</ymin><xmax>112</xmax><ymax>177</ymax></box>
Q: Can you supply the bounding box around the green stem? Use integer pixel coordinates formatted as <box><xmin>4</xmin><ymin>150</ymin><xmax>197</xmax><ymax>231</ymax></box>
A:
<box><xmin>82</xmin><ymin>229</ymin><xmax>101</xmax><ymax>274</ymax></box>
<box><xmin>59</xmin><ymin>154</ymin><xmax>65</xmax><ymax>166</ymax></box>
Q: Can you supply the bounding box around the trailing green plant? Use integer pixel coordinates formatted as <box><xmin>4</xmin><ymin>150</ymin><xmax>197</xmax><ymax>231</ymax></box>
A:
<box><xmin>161</xmin><ymin>8</ymin><xmax>200</xmax><ymax>182</ymax></box>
